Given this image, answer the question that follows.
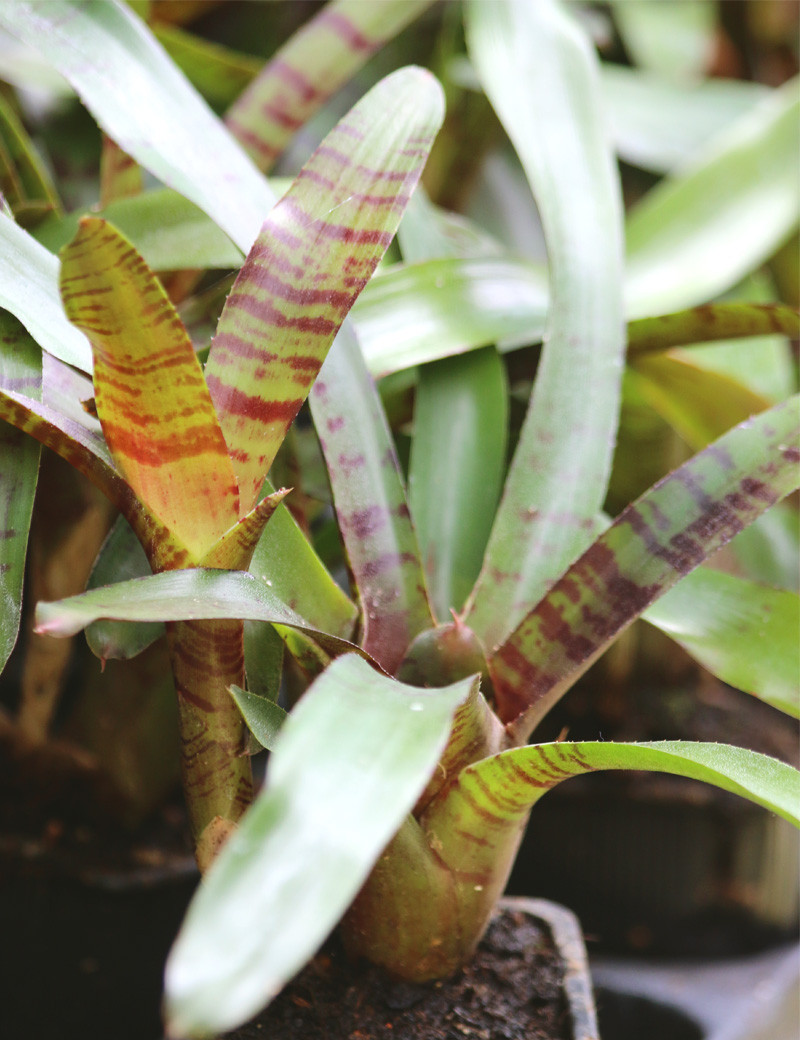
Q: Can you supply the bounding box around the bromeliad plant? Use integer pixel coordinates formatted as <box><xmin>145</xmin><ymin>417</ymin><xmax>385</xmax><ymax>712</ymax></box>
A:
<box><xmin>0</xmin><ymin>58</ymin><xmax>445</xmax><ymax>862</ymax></box>
<box><xmin>0</xmin><ymin>1</ymin><xmax>798</xmax><ymax>1037</ymax></box>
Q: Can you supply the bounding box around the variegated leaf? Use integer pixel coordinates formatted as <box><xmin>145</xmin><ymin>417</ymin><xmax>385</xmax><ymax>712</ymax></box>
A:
<box><xmin>205</xmin><ymin>65</ymin><xmax>444</xmax><ymax>514</ymax></box>
<box><xmin>310</xmin><ymin>324</ymin><xmax>433</xmax><ymax>673</ymax></box>
<box><xmin>60</xmin><ymin>217</ymin><xmax>240</xmax><ymax>560</ymax></box>
<box><xmin>490</xmin><ymin>396</ymin><xmax>800</xmax><ymax>739</ymax></box>
<box><xmin>225</xmin><ymin>0</ymin><xmax>435</xmax><ymax>171</ymax></box>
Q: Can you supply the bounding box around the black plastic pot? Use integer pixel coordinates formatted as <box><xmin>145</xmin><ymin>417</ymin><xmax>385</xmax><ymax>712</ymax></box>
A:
<box><xmin>507</xmin><ymin>774</ymin><xmax>799</xmax><ymax>957</ymax></box>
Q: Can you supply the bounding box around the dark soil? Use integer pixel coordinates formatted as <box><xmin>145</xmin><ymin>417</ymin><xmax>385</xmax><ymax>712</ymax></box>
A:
<box><xmin>225</xmin><ymin>908</ymin><xmax>572</xmax><ymax>1040</ymax></box>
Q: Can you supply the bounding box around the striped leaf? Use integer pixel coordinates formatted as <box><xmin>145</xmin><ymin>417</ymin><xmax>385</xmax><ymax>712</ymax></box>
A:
<box><xmin>225</xmin><ymin>0</ymin><xmax>435</xmax><ymax>171</ymax></box>
<box><xmin>419</xmin><ymin>739</ymin><xmax>800</xmax><ymax>967</ymax></box>
<box><xmin>309</xmin><ymin>323</ymin><xmax>433</xmax><ymax>673</ymax></box>
<box><xmin>60</xmin><ymin>217</ymin><xmax>240</xmax><ymax>560</ymax></box>
<box><xmin>628</xmin><ymin>302</ymin><xmax>800</xmax><ymax>356</ymax></box>
<box><xmin>489</xmin><ymin>395</ymin><xmax>800</xmax><ymax>740</ymax></box>
<box><xmin>464</xmin><ymin>0</ymin><xmax>626</xmax><ymax>650</ymax></box>
<box><xmin>205</xmin><ymin>65</ymin><xmax>444</xmax><ymax>514</ymax></box>
<box><xmin>0</xmin><ymin>379</ymin><xmax>192</xmax><ymax>572</ymax></box>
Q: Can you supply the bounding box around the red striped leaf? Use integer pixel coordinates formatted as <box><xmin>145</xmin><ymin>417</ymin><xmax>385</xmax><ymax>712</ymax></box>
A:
<box><xmin>60</xmin><ymin>217</ymin><xmax>240</xmax><ymax>560</ymax></box>
<box><xmin>206</xmin><ymin>65</ymin><xmax>444</xmax><ymax>514</ymax></box>
<box><xmin>225</xmin><ymin>0</ymin><xmax>435</xmax><ymax>172</ymax></box>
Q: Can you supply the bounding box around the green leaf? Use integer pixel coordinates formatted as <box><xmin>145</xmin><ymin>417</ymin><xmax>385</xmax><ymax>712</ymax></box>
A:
<box><xmin>644</xmin><ymin>568</ymin><xmax>800</xmax><ymax>717</ymax></box>
<box><xmin>85</xmin><ymin>516</ymin><xmax>162</xmax><ymax>662</ymax></box>
<box><xmin>248</xmin><ymin>480</ymin><xmax>357</xmax><ymax>641</ymax></box>
<box><xmin>228</xmin><ymin>684</ymin><xmax>287</xmax><ymax>752</ymax></box>
<box><xmin>205</xmin><ymin>65</ymin><xmax>445</xmax><ymax>515</ymax></box>
<box><xmin>626</xmin><ymin>79</ymin><xmax>800</xmax><ymax>317</ymax></box>
<box><xmin>630</xmin><ymin>354</ymin><xmax>773</xmax><ymax>451</ymax></box>
<box><xmin>310</xmin><ymin>323</ymin><xmax>433</xmax><ymax>672</ymax></box>
<box><xmin>0</xmin><ymin>0</ymin><xmax>275</xmax><ymax>253</ymax></box>
<box><xmin>729</xmin><ymin>502</ymin><xmax>799</xmax><ymax>593</ymax></box>
<box><xmin>0</xmin><ymin>314</ymin><xmax>41</xmax><ymax>674</ymax></box>
<box><xmin>352</xmin><ymin>255</ymin><xmax>548</xmax><ymax>377</ymax></box>
<box><xmin>399</xmin><ymin>188</ymin><xmax>509</xmax><ymax>621</ymax></box>
<box><xmin>225</xmin><ymin>0</ymin><xmax>435</xmax><ymax>171</ymax></box>
<box><xmin>33</xmin><ymin>188</ymin><xmax>244</xmax><ymax>272</ymax></box>
<box><xmin>34</xmin><ymin>568</ymin><xmax>362</xmax><ymax>663</ymax></box>
<box><xmin>0</xmin><ymin>210</ymin><xmax>92</xmax><ymax>373</ymax></box>
<box><xmin>154</xmin><ymin>23</ymin><xmax>260</xmax><ymax>108</ymax></box>
<box><xmin>609</xmin><ymin>0</ymin><xmax>716</xmax><ymax>83</ymax></box>
<box><xmin>409</xmin><ymin>346</ymin><xmax>508</xmax><ymax>619</ymax></box>
<box><xmin>164</xmin><ymin>654</ymin><xmax>474</xmax><ymax>1037</ymax></box>
<box><xmin>601</xmin><ymin>63</ymin><xmax>768</xmax><ymax>173</ymax></box>
<box><xmin>0</xmin><ymin>89</ymin><xmax>61</xmax><ymax>215</ymax></box>
<box><xmin>489</xmin><ymin>395</ymin><xmax>800</xmax><ymax>739</ymax></box>
<box><xmin>464</xmin><ymin>0</ymin><xmax>625</xmax><ymax>649</ymax></box>
<box><xmin>243</xmin><ymin>619</ymin><xmax>284</xmax><ymax>703</ymax></box>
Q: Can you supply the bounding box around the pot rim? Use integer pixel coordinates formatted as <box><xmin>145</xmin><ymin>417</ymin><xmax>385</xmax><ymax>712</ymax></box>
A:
<box><xmin>500</xmin><ymin>895</ymin><xmax>599</xmax><ymax>1040</ymax></box>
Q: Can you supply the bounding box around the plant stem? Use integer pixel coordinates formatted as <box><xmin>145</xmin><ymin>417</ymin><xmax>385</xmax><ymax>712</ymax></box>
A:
<box><xmin>166</xmin><ymin>618</ymin><xmax>252</xmax><ymax>869</ymax></box>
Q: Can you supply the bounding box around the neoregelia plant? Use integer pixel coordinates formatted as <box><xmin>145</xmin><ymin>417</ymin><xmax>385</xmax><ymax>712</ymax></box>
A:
<box><xmin>0</xmin><ymin>58</ymin><xmax>446</xmax><ymax>865</ymax></box>
<box><xmin>0</xmin><ymin>1</ymin><xmax>797</xmax><ymax>1037</ymax></box>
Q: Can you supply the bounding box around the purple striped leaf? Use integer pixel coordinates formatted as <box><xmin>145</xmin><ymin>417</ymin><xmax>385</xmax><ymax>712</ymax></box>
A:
<box><xmin>225</xmin><ymin>0</ymin><xmax>435</xmax><ymax>172</ymax></box>
<box><xmin>310</xmin><ymin>324</ymin><xmax>433</xmax><ymax>673</ymax></box>
<box><xmin>205</xmin><ymin>65</ymin><xmax>444</xmax><ymax>515</ymax></box>
<box><xmin>489</xmin><ymin>395</ymin><xmax>800</xmax><ymax>741</ymax></box>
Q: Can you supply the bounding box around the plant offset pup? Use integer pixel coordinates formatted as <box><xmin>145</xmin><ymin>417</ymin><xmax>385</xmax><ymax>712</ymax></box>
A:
<box><xmin>0</xmin><ymin>1</ymin><xmax>797</xmax><ymax>1037</ymax></box>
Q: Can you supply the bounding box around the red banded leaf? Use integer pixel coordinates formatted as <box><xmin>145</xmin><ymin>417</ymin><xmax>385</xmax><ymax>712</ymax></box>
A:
<box><xmin>60</xmin><ymin>217</ymin><xmax>240</xmax><ymax>560</ymax></box>
<box><xmin>421</xmin><ymin>740</ymin><xmax>800</xmax><ymax>934</ymax></box>
<box><xmin>310</xmin><ymin>323</ymin><xmax>433</xmax><ymax>673</ymax></box>
<box><xmin>489</xmin><ymin>395</ymin><xmax>800</xmax><ymax>740</ymax></box>
<box><xmin>199</xmin><ymin>489</ymin><xmax>290</xmax><ymax>571</ymax></box>
<box><xmin>206</xmin><ymin>65</ymin><xmax>444</xmax><ymax>514</ymax></box>
<box><xmin>225</xmin><ymin>0</ymin><xmax>435</xmax><ymax>172</ymax></box>
<box><xmin>0</xmin><ymin>377</ymin><xmax>191</xmax><ymax>572</ymax></box>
